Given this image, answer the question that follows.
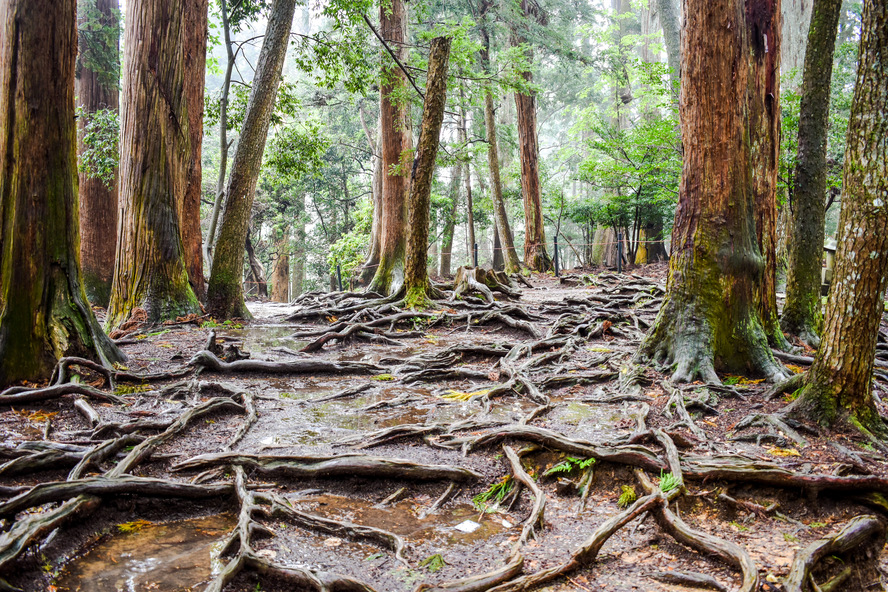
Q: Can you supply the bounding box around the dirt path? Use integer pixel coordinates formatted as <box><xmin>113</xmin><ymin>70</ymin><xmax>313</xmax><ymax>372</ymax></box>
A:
<box><xmin>2</xmin><ymin>268</ymin><xmax>888</xmax><ymax>592</ymax></box>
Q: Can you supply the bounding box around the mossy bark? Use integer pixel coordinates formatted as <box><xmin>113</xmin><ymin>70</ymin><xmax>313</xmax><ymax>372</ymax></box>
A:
<box><xmin>747</xmin><ymin>0</ymin><xmax>791</xmax><ymax>351</ymax></box>
<box><xmin>788</xmin><ymin>0</ymin><xmax>888</xmax><ymax>432</ymax></box>
<box><xmin>368</xmin><ymin>0</ymin><xmax>411</xmax><ymax>297</ymax></box>
<box><xmin>637</xmin><ymin>0</ymin><xmax>786</xmax><ymax>384</ymax></box>
<box><xmin>182</xmin><ymin>0</ymin><xmax>208</xmax><ymax>302</ymax></box>
<box><xmin>781</xmin><ymin>0</ymin><xmax>843</xmax><ymax>347</ymax></box>
<box><xmin>403</xmin><ymin>37</ymin><xmax>452</xmax><ymax>309</ymax></box>
<box><xmin>107</xmin><ymin>0</ymin><xmax>200</xmax><ymax>329</ymax></box>
<box><xmin>206</xmin><ymin>0</ymin><xmax>297</xmax><ymax>318</ymax></box>
<box><xmin>75</xmin><ymin>0</ymin><xmax>119</xmax><ymax>308</ymax></box>
<box><xmin>0</xmin><ymin>0</ymin><xmax>122</xmax><ymax>386</ymax></box>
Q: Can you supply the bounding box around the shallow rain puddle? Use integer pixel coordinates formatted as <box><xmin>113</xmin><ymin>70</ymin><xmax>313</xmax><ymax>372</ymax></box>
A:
<box><xmin>54</xmin><ymin>513</ymin><xmax>235</xmax><ymax>592</ymax></box>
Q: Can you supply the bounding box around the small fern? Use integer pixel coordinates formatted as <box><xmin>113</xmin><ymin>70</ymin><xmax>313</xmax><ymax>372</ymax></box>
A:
<box><xmin>659</xmin><ymin>470</ymin><xmax>681</xmax><ymax>493</ymax></box>
<box><xmin>617</xmin><ymin>485</ymin><xmax>637</xmax><ymax>508</ymax></box>
<box><xmin>419</xmin><ymin>554</ymin><xmax>447</xmax><ymax>573</ymax></box>
<box><xmin>472</xmin><ymin>476</ymin><xmax>513</xmax><ymax>512</ymax></box>
<box><xmin>543</xmin><ymin>456</ymin><xmax>595</xmax><ymax>477</ymax></box>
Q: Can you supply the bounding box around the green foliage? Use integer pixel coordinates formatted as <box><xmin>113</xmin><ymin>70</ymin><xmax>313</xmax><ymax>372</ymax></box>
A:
<box><xmin>76</xmin><ymin>107</ymin><xmax>119</xmax><ymax>189</ymax></box>
<box><xmin>617</xmin><ymin>485</ymin><xmax>637</xmax><ymax>508</ymax></box>
<box><xmin>77</xmin><ymin>0</ymin><xmax>121</xmax><ymax>87</ymax></box>
<box><xmin>543</xmin><ymin>456</ymin><xmax>594</xmax><ymax>477</ymax></box>
<box><xmin>328</xmin><ymin>198</ymin><xmax>372</xmax><ymax>281</ymax></box>
<box><xmin>419</xmin><ymin>553</ymin><xmax>447</xmax><ymax>573</ymax></box>
<box><xmin>472</xmin><ymin>476</ymin><xmax>513</xmax><ymax>512</ymax></box>
<box><xmin>659</xmin><ymin>471</ymin><xmax>680</xmax><ymax>493</ymax></box>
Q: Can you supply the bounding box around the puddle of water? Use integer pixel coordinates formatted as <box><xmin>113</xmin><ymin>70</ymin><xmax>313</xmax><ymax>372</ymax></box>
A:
<box><xmin>54</xmin><ymin>514</ymin><xmax>235</xmax><ymax>592</ymax></box>
<box><xmin>298</xmin><ymin>494</ymin><xmax>506</xmax><ymax>545</ymax></box>
<box><xmin>217</xmin><ymin>324</ymin><xmax>307</xmax><ymax>353</ymax></box>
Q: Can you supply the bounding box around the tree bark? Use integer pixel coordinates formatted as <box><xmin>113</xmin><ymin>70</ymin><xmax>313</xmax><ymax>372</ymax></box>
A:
<box><xmin>480</xmin><ymin>1</ymin><xmax>521</xmax><ymax>274</ymax></box>
<box><xmin>440</xmin><ymin>166</ymin><xmax>461</xmax><ymax>277</ymax></box>
<box><xmin>291</xmin><ymin>194</ymin><xmax>306</xmax><ymax>297</ymax></box>
<box><xmin>781</xmin><ymin>0</ymin><xmax>843</xmax><ymax>347</ymax></box>
<box><xmin>459</xmin><ymin>87</ymin><xmax>476</xmax><ymax>257</ymax></box>
<box><xmin>656</xmin><ymin>0</ymin><xmax>682</xmax><ymax>92</ymax></box>
<box><xmin>403</xmin><ymin>36</ymin><xmax>452</xmax><ymax>308</ymax></box>
<box><xmin>76</xmin><ymin>0</ymin><xmax>119</xmax><ymax>307</ymax></box>
<box><xmin>781</xmin><ymin>0</ymin><xmax>814</xmax><ymax>78</ymax></box>
<box><xmin>270</xmin><ymin>230</ymin><xmax>289</xmax><ymax>302</ymax></box>
<box><xmin>512</xmin><ymin>0</ymin><xmax>551</xmax><ymax>272</ymax></box>
<box><xmin>206</xmin><ymin>0</ymin><xmax>298</xmax><ymax>318</ymax></box>
<box><xmin>244</xmin><ymin>231</ymin><xmax>267</xmax><ymax>299</ymax></box>
<box><xmin>747</xmin><ymin>0</ymin><xmax>790</xmax><ymax>350</ymax></box>
<box><xmin>360</xmin><ymin>111</ymin><xmax>382</xmax><ymax>285</ymax></box>
<box><xmin>0</xmin><ymin>0</ymin><xmax>122</xmax><ymax>385</ymax></box>
<box><xmin>108</xmin><ymin>0</ymin><xmax>201</xmax><ymax>328</ymax></box>
<box><xmin>182</xmin><ymin>0</ymin><xmax>208</xmax><ymax>302</ymax></box>
<box><xmin>368</xmin><ymin>0</ymin><xmax>412</xmax><ymax>296</ymax></box>
<box><xmin>636</xmin><ymin>0</ymin><xmax>786</xmax><ymax>384</ymax></box>
<box><xmin>788</xmin><ymin>0</ymin><xmax>888</xmax><ymax>432</ymax></box>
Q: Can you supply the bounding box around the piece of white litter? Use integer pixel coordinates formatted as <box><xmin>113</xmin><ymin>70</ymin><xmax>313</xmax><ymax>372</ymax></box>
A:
<box><xmin>454</xmin><ymin>520</ymin><xmax>481</xmax><ymax>533</ymax></box>
<box><xmin>501</xmin><ymin>519</ymin><xmax>514</xmax><ymax>528</ymax></box>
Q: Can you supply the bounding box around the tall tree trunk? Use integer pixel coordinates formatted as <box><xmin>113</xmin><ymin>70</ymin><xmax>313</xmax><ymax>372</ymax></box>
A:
<box><xmin>512</xmin><ymin>0</ymin><xmax>550</xmax><ymax>272</ymax></box>
<box><xmin>245</xmin><ymin>231</ymin><xmax>267</xmax><ymax>299</ymax></box>
<box><xmin>291</xmin><ymin>194</ymin><xmax>306</xmax><ymax>297</ymax></box>
<box><xmin>480</xmin><ymin>2</ymin><xmax>521</xmax><ymax>274</ymax></box>
<box><xmin>781</xmin><ymin>0</ymin><xmax>814</xmax><ymax>78</ymax></box>
<box><xmin>788</xmin><ymin>0</ymin><xmax>888</xmax><ymax>431</ymax></box>
<box><xmin>207</xmin><ymin>0</ymin><xmax>298</xmax><ymax>318</ymax></box>
<box><xmin>636</xmin><ymin>0</ymin><xmax>786</xmax><ymax>384</ymax></box>
<box><xmin>76</xmin><ymin>0</ymin><xmax>119</xmax><ymax>307</ymax></box>
<box><xmin>204</xmin><ymin>0</ymin><xmax>234</xmax><ymax>269</ymax></box>
<box><xmin>781</xmin><ymin>0</ymin><xmax>843</xmax><ymax>347</ymax></box>
<box><xmin>108</xmin><ymin>0</ymin><xmax>201</xmax><ymax>328</ymax></box>
<box><xmin>492</xmin><ymin>225</ymin><xmax>504</xmax><ymax>270</ymax></box>
<box><xmin>368</xmin><ymin>0</ymin><xmax>412</xmax><ymax>296</ymax></box>
<box><xmin>182</xmin><ymin>0</ymin><xmax>208</xmax><ymax>301</ymax></box>
<box><xmin>0</xmin><ymin>0</ymin><xmax>122</xmax><ymax>385</ymax></box>
<box><xmin>404</xmin><ymin>36</ymin><xmax>452</xmax><ymax>308</ymax></box>
<box><xmin>747</xmin><ymin>0</ymin><xmax>790</xmax><ymax>350</ymax></box>
<box><xmin>459</xmin><ymin>87</ymin><xmax>476</xmax><ymax>255</ymax></box>
<box><xmin>428</xmin><ymin>207</ymin><xmax>439</xmax><ymax>276</ymax></box>
<box><xmin>270</xmin><ymin>230</ymin><xmax>289</xmax><ymax>302</ymax></box>
<box><xmin>440</xmin><ymin>166</ymin><xmax>461</xmax><ymax>276</ymax></box>
<box><xmin>656</xmin><ymin>0</ymin><xmax>682</xmax><ymax>91</ymax></box>
<box><xmin>360</xmin><ymin>110</ymin><xmax>382</xmax><ymax>284</ymax></box>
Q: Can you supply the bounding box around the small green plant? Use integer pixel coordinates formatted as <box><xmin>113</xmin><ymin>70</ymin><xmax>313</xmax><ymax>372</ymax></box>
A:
<box><xmin>617</xmin><ymin>485</ymin><xmax>637</xmax><ymax>508</ymax></box>
<box><xmin>365</xmin><ymin>552</ymin><xmax>385</xmax><ymax>561</ymax></box>
<box><xmin>859</xmin><ymin>442</ymin><xmax>876</xmax><ymax>452</ymax></box>
<box><xmin>784</xmin><ymin>388</ymin><xmax>803</xmax><ymax>402</ymax></box>
<box><xmin>117</xmin><ymin>519</ymin><xmax>152</xmax><ymax>533</ymax></box>
<box><xmin>472</xmin><ymin>476</ymin><xmax>513</xmax><ymax>512</ymax></box>
<box><xmin>113</xmin><ymin>384</ymin><xmax>151</xmax><ymax>395</ymax></box>
<box><xmin>543</xmin><ymin>456</ymin><xmax>595</xmax><ymax>477</ymax></box>
<box><xmin>659</xmin><ymin>470</ymin><xmax>681</xmax><ymax>493</ymax></box>
<box><xmin>729</xmin><ymin>520</ymin><xmax>749</xmax><ymax>532</ymax></box>
<box><xmin>223</xmin><ymin>319</ymin><xmax>243</xmax><ymax>329</ymax></box>
<box><xmin>201</xmin><ymin>319</ymin><xmax>221</xmax><ymax>329</ymax></box>
<box><xmin>808</xmin><ymin>522</ymin><xmax>827</xmax><ymax>528</ymax></box>
<box><xmin>783</xmin><ymin>532</ymin><xmax>800</xmax><ymax>543</ymax></box>
<box><xmin>371</xmin><ymin>373</ymin><xmax>396</xmax><ymax>381</ymax></box>
<box><xmin>419</xmin><ymin>553</ymin><xmax>447</xmax><ymax>573</ymax></box>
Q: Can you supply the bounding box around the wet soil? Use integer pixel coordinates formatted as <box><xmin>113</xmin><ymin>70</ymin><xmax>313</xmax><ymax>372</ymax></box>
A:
<box><xmin>3</xmin><ymin>266</ymin><xmax>888</xmax><ymax>592</ymax></box>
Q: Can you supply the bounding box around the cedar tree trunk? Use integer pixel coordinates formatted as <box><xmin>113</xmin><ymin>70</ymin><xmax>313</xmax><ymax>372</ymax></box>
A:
<box><xmin>368</xmin><ymin>0</ymin><xmax>412</xmax><ymax>296</ymax></box>
<box><xmin>788</xmin><ymin>0</ymin><xmax>888</xmax><ymax>432</ymax></box>
<box><xmin>270</xmin><ymin>230</ymin><xmax>289</xmax><ymax>302</ymax></box>
<box><xmin>76</xmin><ymin>0</ymin><xmax>119</xmax><ymax>307</ymax></box>
<box><xmin>206</xmin><ymin>0</ymin><xmax>297</xmax><ymax>318</ymax></box>
<box><xmin>440</xmin><ymin>165</ymin><xmax>461</xmax><ymax>276</ymax></box>
<box><xmin>459</xmin><ymin>88</ymin><xmax>476</xmax><ymax>255</ymax></box>
<box><xmin>747</xmin><ymin>0</ymin><xmax>790</xmax><ymax>349</ymax></box>
<box><xmin>0</xmin><ymin>0</ymin><xmax>123</xmax><ymax>385</ymax></box>
<box><xmin>636</xmin><ymin>0</ymin><xmax>786</xmax><ymax>384</ymax></box>
<box><xmin>360</xmin><ymin>113</ymin><xmax>382</xmax><ymax>285</ymax></box>
<box><xmin>291</xmin><ymin>193</ymin><xmax>306</xmax><ymax>297</ymax></box>
<box><xmin>182</xmin><ymin>0</ymin><xmax>208</xmax><ymax>301</ymax></box>
<box><xmin>403</xmin><ymin>36</ymin><xmax>452</xmax><ymax>308</ymax></box>
<box><xmin>781</xmin><ymin>0</ymin><xmax>843</xmax><ymax>347</ymax></box>
<box><xmin>656</xmin><ymin>0</ymin><xmax>682</xmax><ymax>91</ymax></box>
<box><xmin>512</xmin><ymin>0</ymin><xmax>550</xmax><ymax>272</ymax></box>
<box><xmin>108</xmin><ymin>0</ymin><xmax>200</xmax><ymax>328</ymax></box>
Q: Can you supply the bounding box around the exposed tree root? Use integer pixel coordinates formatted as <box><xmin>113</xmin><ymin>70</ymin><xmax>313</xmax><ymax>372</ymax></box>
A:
<box><xmin>173</xmin><ymin>452</ymin><xmax>482</xmax><ymax>482</ymax></box>
<box><xmin>503</xmin><ymin>445</ymin><xmax>545</xmax><ymax>545</ymax></box>
<box><xmin>452</xmin><ymin>267</ymin><xmax>522</xmax><ymax>303</ymax></box>
<box><xmin>650</xmin><ymin>570</ymin><xmax>729</xmax><ymax>592</ymax></box>
<box><xmin>413</xmin><ymin>554</ymin><xmax>524</xmax><ymax>592</ymax></box>
<box><xmin>0</xmin><ymin>383</ymin><xmax>125</xmax><ymax>406</ymax></box>
<box><xmin>783</xmin><ymin>514</ymin><xmax>886</xmax><ymax>592</ymax></box>
<box><xmin>190</xmin><ymin>350</ymin><xmax>384</xmax><ymax>375</ymax></box>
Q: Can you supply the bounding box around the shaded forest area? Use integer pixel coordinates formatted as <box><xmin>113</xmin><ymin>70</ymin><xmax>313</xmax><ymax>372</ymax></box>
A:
<box><xmin>0</xmin><ymin>0</ymin><xmax>888</xmax><ymax>590</ymax></box>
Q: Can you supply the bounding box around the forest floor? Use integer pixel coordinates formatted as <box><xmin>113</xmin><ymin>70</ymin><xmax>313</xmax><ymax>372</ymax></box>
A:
<box><xmin>3</xmin><ymin>266</ymin><xmax>888</xmax><ymax>592</ymax></box>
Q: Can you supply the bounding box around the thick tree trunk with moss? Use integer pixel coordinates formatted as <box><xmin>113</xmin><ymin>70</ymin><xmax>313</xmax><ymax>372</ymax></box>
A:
<box><xmin>368</xmin><ymin>0</ymin><xmax>412</xmax><ymax>296</ymax></box>
<box><xmin>182</xmin><ymin>0</ymin><xmax>208</xmax><ymax>302</ymax></box>
<box><xmin>440</xmin><ymin>166</ymin><xmax>461</xmax><ymax>277</ymax></box>
<box><xmin>788</xmin><ymin>0</ymin><xmax>888</xmax><ymax>431</ymax></box>
<box><xmin>512</xmin><ymin>0</ymin><xmax>550</xmax><ymax>272</ymax></box>
<box><xmin>0</xmin><ymin>0</ymin><xmax>122</xmax><ymax>385</ymax></box>
<box><xmin>781</xmin><ymin>0</ymin><xmax>843</xmax><ymax>347</ymax></box>
<box><xmin>108</xmin><ymin>0</ymin><xmax>200</xmax><ymax>328</ymax></box>
<box><xmin>76</xmin><ymin>0</ymin><xmax>119</xmax><ymax>307</ymax></box>
<box><xmin>403</xmin><ymin>37</ymin><xmax>451</xmax><ymax>309</ymax></box>
<box><xmin>206</xmin><ymin>0</ymin><xmax>297</xmax><ymax>318</ymax></box>
<box><xmin>637</xmin><ymin>0</ymin><xmax>786</xmax><ymax>384</ymax></box>
<box><xmin>747</xmin><ymin>0</ymin><xmax>790</xmax><ymax>350</ymax></box>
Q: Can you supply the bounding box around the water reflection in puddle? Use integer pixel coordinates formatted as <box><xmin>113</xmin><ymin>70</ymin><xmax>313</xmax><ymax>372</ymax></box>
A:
<box><xmin>54</xmin><ymin>514</ymin><xmax>235</xmax><ymax>592</ymax></box>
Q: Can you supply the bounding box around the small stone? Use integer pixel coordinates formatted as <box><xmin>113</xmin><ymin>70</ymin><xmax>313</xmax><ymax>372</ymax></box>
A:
<box><xmin>454</xmin><ymin>520</ymin><xmax>481</xmax><ymax>533</ymax></box>
<box><xmin>323</xmin><ymin>537</ymin><xmax>343</xmax><ymax>547</ymax></box>
<box><xmin>256</xmin><ymin>549</ymin><xmax>277</xmax><ymax>560</ymax></box>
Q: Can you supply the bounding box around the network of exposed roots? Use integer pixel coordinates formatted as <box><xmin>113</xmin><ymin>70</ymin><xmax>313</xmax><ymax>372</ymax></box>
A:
<box><xmin>2</xmin><ymin>267</ymin><xmax>888</xmax><ymax>592</ymax></box>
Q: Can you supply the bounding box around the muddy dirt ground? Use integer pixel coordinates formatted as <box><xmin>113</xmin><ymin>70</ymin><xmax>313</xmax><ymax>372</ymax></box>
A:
<box><xmin>3</xmin><ymin>267</ymin><xmax>888</xmax><ymax>592</ymax></box>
